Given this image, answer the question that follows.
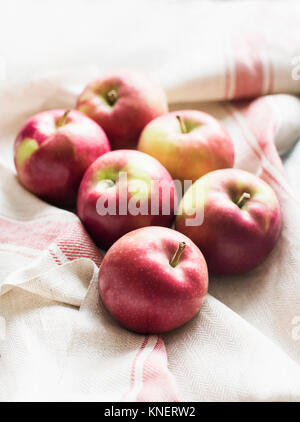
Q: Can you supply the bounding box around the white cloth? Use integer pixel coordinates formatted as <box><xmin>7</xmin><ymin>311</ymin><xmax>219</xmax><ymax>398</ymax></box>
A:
<box><xmin>0</xmin><ymin>0</ymin><xmax>300</xmax><ymax>401</ymax></box>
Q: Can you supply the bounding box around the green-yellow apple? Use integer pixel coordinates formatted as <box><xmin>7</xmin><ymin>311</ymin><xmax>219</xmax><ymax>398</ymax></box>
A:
<box><xmin>98</xmin><ymin>226</ymin><xmax>209</xmax><ymax>333</ymax></box>
<box><xmin>14</xmin><ymin>109</ymin><xmax>110</xmax><ymax>207</ymax></box>
<box><xmin>138</xmin><ymin>110</ymin><xmax>234</xmax><ymax>184</ymax></box>
<box><xmin>76</xmin><ymin>69</ymin><xmax>168</xmax><ymax>150</ymax></box>
<box><xmin>77</xmin><ymin>150</ymin><xmax>177</xmax><ymax>249</ymax></box>
<box><xmin>175</xmin><ymin>169</ymin><xmax>281</xmax><ymax>276</ymax></box>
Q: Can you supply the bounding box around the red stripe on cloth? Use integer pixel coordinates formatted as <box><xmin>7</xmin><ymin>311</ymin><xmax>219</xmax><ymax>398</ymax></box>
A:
<box><xmin>122</xmin><ymin>334</ymin><xmax>179</xmax><ymax>402</ymax></box>
<box><xmin>0</xmin><ymin>215</ymin><xmax>103</xmax><ymax>266</ymax></box>
<box><xmin>0</xmin><ymin>217</ymin><xmax>71</xmax><ymax>251</ymax></box>
<box><xmin>122</xmin><ymin>335</ymin><xmax>149</xmax><ymax>401</ymax></box>
<box><xmin>233</xmin><ymin>38</ymin><xmax>264</xmax><ymax>99</ymax></box>
<box><xmin>130</xmin><ymin>336</ymin><xmax>149</xmax><ymax>387</ymax></box>
<box><xmin>224</xmin><ymin>45</ymin><xmax>233</xmax><ymax>100</ymax></box>
<box><xmin>266</xmin><ymin>55</ymin><xmax>274</xmax><ymax>94</ymax></box>
<box><xmin>223</xmin><ymin>99</ymin><xmax>300</xmax><ymax>206</ymax></box>
<box><xmin>137</xmin><ymin>336</ymin><xmax>179</xmax><ymax>402</ymax></box>
<box><xmin>224</xmin><ymin>102</ymin><xmax>283</xmax><ymax>190</ymax></box>
<box><xmin>224</xmin><ymin>32</ymin><xmax>275</xmax><ymax>100</ymax></box>
<box><xmin>237</xmin><ymin>98</ymin><xmax>284</xmax><ymax>172</ymax></box>
<box><xmin>55</xmin><ymin>221</ymin><xmax>103</xmax><ymax>267</ymax></box>
<box><xmin>49</xmin><ymin>248</ymin><xmax>63</xmax><ymax>266</ymax></box>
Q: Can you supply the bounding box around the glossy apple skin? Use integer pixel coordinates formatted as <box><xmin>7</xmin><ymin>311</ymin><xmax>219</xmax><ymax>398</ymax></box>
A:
<box><xmin>138</xmin><ymin>110</ymin><xmax>234</xmax><ymax>184</ymax></box>
<box><xmin>175</xmin><ymin>169</ymin><xmax>281</xmax><ymax>276</ymax></box>
<box><xmin>76</xmin><ymin>69</ymin><xmax>168</xmax><ymax>150</ymax></box>
<box><xmin>77</xmin><ymin>150</ymin><xmax>177</xmax><ymax>250</ymax></box>
<box><xmin>14</xmin><ymin>109</ymin><xmax>110</xmax><ymax>207</ymax></box>
<box><xmin>98</xmin><ymin>226</ymin><xmax>208</xmax><ymax>334</ymax></box>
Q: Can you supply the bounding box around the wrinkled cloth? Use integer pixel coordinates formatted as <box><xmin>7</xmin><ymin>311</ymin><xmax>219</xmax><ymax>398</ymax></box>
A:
<box><xmin>0</xmin><ymin>0</ymin><xmax>300</xmax><ymax>401</ymax></box>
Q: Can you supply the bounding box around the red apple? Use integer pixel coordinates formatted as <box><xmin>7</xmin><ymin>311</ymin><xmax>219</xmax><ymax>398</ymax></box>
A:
<box><xmin>98</xmin><ymin>226</ymin><xmax>208</xmax><ymax>334</ymax></box>
<box><xmin>76</xmin><ymin>69</ymin><xmax>168</xmax><ymax>150</ymax></box>
<box><xmin>138</xmin><ymin>110</ymin><xmax>234</xmax><ymax>184</ymax></box>
<box><xmin>77</xmin><ymin>150</ymin><xmax>177</xmax><ymax>250</ymax></box>
<box><xmin>14</xmin><ymin>109</ymin><xmax>110</xmax><ymax>207</ymax></box>
<box><xmin>175</xmin><ymin>169</ymin><xmax>281</xmax><ymax>275</ymax></box>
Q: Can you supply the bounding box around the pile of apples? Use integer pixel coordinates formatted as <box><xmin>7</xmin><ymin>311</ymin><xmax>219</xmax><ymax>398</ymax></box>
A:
<box><xmin>14</xmin><ymin>70</ymin><xmax>281</xmax><ymax>334</ymax></box>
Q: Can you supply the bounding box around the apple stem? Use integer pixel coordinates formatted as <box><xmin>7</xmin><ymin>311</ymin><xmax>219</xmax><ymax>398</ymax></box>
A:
<box><xmin>237</xmin><ymin>192</ymin><xmax>251</xmax><ymax>208</ymax></box>
<box><xmin>107</xmin><ymin>89</ymin><xmax>118</xmax><ymax>105</ymax></box>
<box><xmin>176</xmin><ymin>115</ymin><xmax>187</xmax><ymax>134</ymax></box>
<box><xmin>57</xmin><ymin>110</ymin><xmax>70</xmax><ymax>127</ymax></box>
<box><xmin>169</xmin><ymin>241</ymin><xmax>186</xmax><ymax>268</ymax></box>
